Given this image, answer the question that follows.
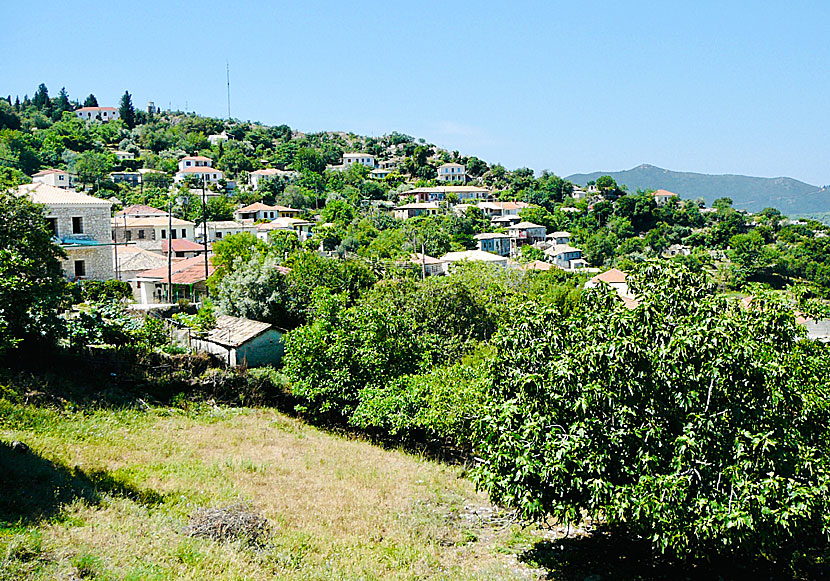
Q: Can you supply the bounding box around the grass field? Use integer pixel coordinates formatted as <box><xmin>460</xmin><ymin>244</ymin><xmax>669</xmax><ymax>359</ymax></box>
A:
<box><xmin>0</xmin><ymin>401</ymin><xmax>546</xmax><ymax>580</ymax></box>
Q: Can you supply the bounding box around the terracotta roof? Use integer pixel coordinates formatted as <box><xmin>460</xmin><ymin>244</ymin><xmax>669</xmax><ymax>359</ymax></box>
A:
<box><xmin>17</xmin><ymin>183</ymin><xmax>111</xmax><ymax>206</ymax></box>
<box><xmin>410</xmin><ymin>253</ymin><xmax>443</xmax><ymax>265</ymax></box>
<box><xmin>591</xmin><ymin>268</ymin><xmax>628</xmax><ymax>284</ymax></box>
<box><xmin>161</xmin><ymin>239</ymin><xmax>206</xmax><ymax>253</ymax></box>
<box><xmin>236</xmin><ymin>202</ymin><xmax>275</xmax><ymax>212</ymax></box>
<box><xmin>519</xmin><ymin>260</ymin><xmax>554</xmax><ymax>271</ymax></box>
<box><xmin>508</xmin><ymin>221</ymin><xmax>546</xmax><ymax>230</ymax></box>
<box><xmin>479</xmin><ymin>201</ymin><xmax>529</xmax><ymax>211</ymax></box>
<box><xmin>32</xmin><ymin>168</ymin><xmax>70</xmax><ymax>177</ymax></box>
<box><xmin>621</xmin><ymin>296</ymin><xmax>640</xmax><ymax>310</ymax></box>
<box><xmin>653</xmin><ymin>189</ymin><xmax>679</xmax><ymax>197</ymax></box>
<box><xmin>181</xmin><ymin>155</ymin><xmax>213</xmax><ymax>162</ymax></box>
<box><xmin>112</xmin><ymin>216</ymin><xmax>194</xmax><ymax>227</ymax></box>
<box><xmin>76</xmin><ymin>106</ymin><xmax>117</xmax><ymax>112</ymax></box>
<box><xmin>115</xmin><ymin>204</ymin><xmax>168</xmax><ymax>216</ymax></box>
<box><xmin>135</xmin><ymin>255</ymin><xmax>215</xmax><ymax>284</ymax></box>
<box><xmin>177</xmin><ymin>166</ymin><xmax>224</xmax><ymax>174</ymax></box>
<box><xmin>204</xmin><ymin>315</ymin><xmax>275</xmax><ymax>348</ymax></box>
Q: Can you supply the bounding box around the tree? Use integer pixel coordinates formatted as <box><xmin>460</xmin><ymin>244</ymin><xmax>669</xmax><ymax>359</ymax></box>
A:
<box><xmin>72</xmin><ymin>150</ymin><xmax>113</xmax><ymax>189</ymax></box>
<box><xmin>32</xmin><ymin>84</ymin><xmax>49</xmax><ymax>110</ymax></box>
<box><xmin>292</xmin><ymin>147</ymin><xmax>326</xmax><ymax>174</ymax></box>
<box><xmin>83</xmin><ymin>94</ymin><xmax>99</xmax><ymax>107</ymax></box>
<box><xmin>473</xmin><ymin>261</ymin><xmax>830</xmax><ymax>567</ymax></box>
<box><xmin>215</xmin><ymin>255</ymin><xmax>291</xmax><ymax>328</ymax></box>
<box><xmin>0</xmin><ymin>187</ymin><xmax>66</xmax><ymax>353</ymax></box>
<box><xmin>52</xmin><ymin>87</ymin><xmax>72</xmax><ymax>120</ymax></box>
<box><xmin>119</xmin><ymin>91</ymin><xmax>136</xmax><ymax>129</ymax></box>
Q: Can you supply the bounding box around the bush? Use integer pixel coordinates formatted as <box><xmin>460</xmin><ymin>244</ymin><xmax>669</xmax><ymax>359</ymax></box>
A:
<box><xmin>473</xmin><ymin>260</ymin><xmax>830</xmax><ymax>565</ymax></box>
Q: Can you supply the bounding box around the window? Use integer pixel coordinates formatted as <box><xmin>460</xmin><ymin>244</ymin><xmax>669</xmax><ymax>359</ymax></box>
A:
<box><xmin>59</xmin><ymin>174</ymin><xmax>65</xmax><ymax>181</ymax></box>
<box><xmin>181</xmin><ymin>229</ymin><xmax>186</xmax><ymax>238</ymax></box>
<box><xmin>138</xmin><ymin>230</ymin><xmax>145</xmax><ymax>239</ymax></box>
<box><xmin>126</xmin><ymin>231</ymin><xmax>132</xmax><ymax>241</ymax></box>
<box><xmin>161</xmin><ymin>229</ymin><xmax>166</xmax><ymax>239</ymax></box>
<box><xmin>171</xmin><ymin>229</ymin><xmax>178</xmax><ymax>239</ymax></box>
<box><xmin>216</xmin><ymin>231</ymin><xmax>223</xmax><ymax>239</ymax></box>
<box><xmin>72</xmin><ymin>217</ymin><xmax>83</xmax><ymax>234</ymax></box>
<box><xmin>74</xmin><ymin>260</ymin><xmax>86</xmax><ymax>278</ymax></box>
<box><xmin>46</xmin><ymin>218</ymin><xmax>57</xmax><ymax>236</ymax></box>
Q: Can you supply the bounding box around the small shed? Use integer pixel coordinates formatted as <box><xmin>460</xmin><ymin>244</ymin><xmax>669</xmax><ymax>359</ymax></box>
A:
<box><xmin>192</xmin><ymin>315</ymin><xmax>286</xmax><ymax>367</ymax></box>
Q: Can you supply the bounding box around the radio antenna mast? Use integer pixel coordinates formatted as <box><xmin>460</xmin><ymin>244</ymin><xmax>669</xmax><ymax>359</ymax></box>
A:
<box><xmin>226</xmin><ymin>62</ymin><xmax>231</xmax><ymax>120</ymax></box>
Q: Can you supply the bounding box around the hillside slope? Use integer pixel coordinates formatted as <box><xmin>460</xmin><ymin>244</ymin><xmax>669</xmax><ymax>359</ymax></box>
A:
<box><xmin>567</xmin><ymin>164</ymin><xmax>827</xmax><ymax>214</ymax></box>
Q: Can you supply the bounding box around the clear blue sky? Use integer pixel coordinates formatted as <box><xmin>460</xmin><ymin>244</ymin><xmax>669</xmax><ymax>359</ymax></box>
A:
<box><xmin>3</xmin><ymin>0</ymin><xmax>828</xmax><ymax>185</ymax></box>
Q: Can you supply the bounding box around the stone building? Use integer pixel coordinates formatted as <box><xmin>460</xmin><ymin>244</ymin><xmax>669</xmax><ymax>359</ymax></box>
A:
<box><xmin>18</xmin><ymin>182</ymin><xmax>113</xmax><ymax>280</ymax></box>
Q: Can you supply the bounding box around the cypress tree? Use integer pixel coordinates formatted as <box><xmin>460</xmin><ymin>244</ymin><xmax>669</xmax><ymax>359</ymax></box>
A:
<box><xmin>119</xmin><ymin>90</ymin><xmax>136</xmax><ymax>129</ymax></box>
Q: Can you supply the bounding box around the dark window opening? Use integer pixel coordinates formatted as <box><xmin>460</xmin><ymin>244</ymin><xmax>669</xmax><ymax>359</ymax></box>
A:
<box><xmin>74</xmin><ymin>260</ymin><xmax>86</xmax><ymax>277</ymax></box>
<box><xmin>72</xmin><ymin>217</ymin><xmax>83</xmax><ymax>234</ymax></box>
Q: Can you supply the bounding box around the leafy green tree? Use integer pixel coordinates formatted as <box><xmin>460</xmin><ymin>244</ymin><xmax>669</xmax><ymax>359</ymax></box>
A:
<box><xmin>83</xmin><ymin>94</ymin><xmax>98</xmax><ymax>107</ymax></box>
<box><xmin>72</xmin><ymin>150</ymin><xmax>113</xmax><ymax>189</ymax></box>
<box><xmin>292</xmin><ymin>147</ymin><xmax>327</xmax><ymax>174</ymax></box>
<box><xmin>215</xmin><ymin>255</ymin><xmax>291</xmax><ymax>328</ymax></box>
<box><xmin>119</xmin><ymin>90</ymin><xmax>136</xmax><ymax>129</ymax></box>
<box><xmin>0</xmin><ymin>100</ymin><xmax>21</xmax><ymax>130</ymax></box>
<box><xmin>209</xmin><ymin>232</ymin><xmax>269</xmax><ymax>288</ymax></box>
<box><xmin>321</xmin><ymin>199</ymin><xmax>356</xmax><ymax>225</ymax></box>
<box><xmin>0</xmin><ymin>187</ymin><xmax>66</xmax><ymax>353</ymax></box>
<box><xmin>32</xmin><ymin>84</ymin><xmax>49</xmax><ymax>110</ymax></box>
<box><xmin>473</xmin><ymin>261</ymin><xmax>830</xmax><ymax>566</ymax></box>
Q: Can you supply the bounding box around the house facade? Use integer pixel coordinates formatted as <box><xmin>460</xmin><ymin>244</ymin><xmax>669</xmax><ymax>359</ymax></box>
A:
<box><xmin>198</xmin><ymin>220</ymin><xmax>258</xmax><ymax>243</ymax></box>
<box><xmin>506</xmin><ymin>221</ymin><xmax>547</xmax><ymax>250</ymax></box>
<box><xmin>75</xmin><ymin>107</ymin><xmax>120</xmax><ymax>122</ymax></box>
<box><xmin>404</xmin><ymin>186</ymin><xmax>490</xmax><ymax>203</ymax></box>
<box><xmin>112</xmin><ymin>216</ymin><xmax>196</xmax><ymax>250</ymax></box>
<box><xmin>19</xmin><ymin>183</ymin><xmax>113</xmax><ymax>280</ymax></box>
<box><xmin>393</xmin><ymin>202</ymin><xmax>441</xmax><ymax>220</ymax></box>
<box><xmin>437</xmin><ymin>163</ymin><xmax>466</xmax><ymax>182</ymax></box>
<box><xmin>31</xmin><ymin>169</ymin><xmax>76</xmax><ymax>189</ymax></box>
<box><xmin>249</xmin><ymin>168</ymin><xmax>297</xmax><ymax>190</ymax></box>
<box><xmin>342</xmin><ymin>152</ymin><xmax>376</xmax><ymax>169</ymax></box>
<box><xmin>256</xmin><ymin>217</ymin><xmax>314</xmax><ymax>242</ymax></box>
<box><xmin>474</xmin><ymin>233</ymin><xmax>511</xmax><ymax>257</ymax></box>
<box><xmin>190</xmin><ymin>315</ymin><xmax>286</xmax><ymax>368</ymax></box>
<box><xmin>544</xmin><ymin>244</ymin><xmax>584</xmax><ymax>269</ymax></box>
<box><xmin>233</xmin><ymin>202</ymin><xmax>301</xmax><ymax>222</ymax></box>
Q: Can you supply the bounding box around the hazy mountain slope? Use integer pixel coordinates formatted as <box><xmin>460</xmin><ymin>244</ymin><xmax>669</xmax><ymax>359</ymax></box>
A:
<box><xmin>566</xmin><ymin>164</ymin><xmax>827</xmax><ymax>214</ymax></box>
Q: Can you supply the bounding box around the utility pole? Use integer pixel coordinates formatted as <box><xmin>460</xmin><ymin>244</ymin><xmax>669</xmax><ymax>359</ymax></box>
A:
<box><xmin>202</xmin><ymin>177</ymin><xmax>209</xmax><ymax>291</ymax></box>
<box><xmin>167</xmin><ymin>198</ymin><xmax>173</xmax><ymax>304</ymax></box>
<box><xmin>113</xmin><ymin>212</ymin><xmax>119</xmax><ymax>281</ymax></box>
<box><xmin>421</xmin><ymin>241</ymin><xmax>426</xmax><ymax>280</ymax></box>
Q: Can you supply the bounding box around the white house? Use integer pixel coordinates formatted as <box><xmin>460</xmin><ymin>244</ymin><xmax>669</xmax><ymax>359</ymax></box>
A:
<box><xmin>437</xmin><ymin>162</ymin><xmax>466</xmax><ymax>183</ymax></box>
<box><xmin>341</xmin><ymin>152</ymin><xmax>376</xmax><ymax>169</ymax></box>
<box><xmin>115</xmin><ymin>204</ymin><xmax>169</xmax><ymax>219</ymax></box>
<box><xmin>197</xmin><ymin>220</ymin><xmax>258</xmax><ymax>243</ymax></box>
<box><xmin>506</xmin><ymin>221</ymin><xmax>547</xmax><ymax>250</ymax></box>
<box><xmin>547</xmin><ymin>231</ymin><xmax>571</xmax><ymax>245</ymax></box>
<box><xmin>403</xmin><ymin>185</ymin><xmax>490</xmax><ymax>203</ymax></box>
<box><xmin>207</xmin><ymin>131</ymin><xmax>229</xmax><ymax>145</ymax></box>
<box><xmin>653</xmin><ymin>189</ymin><xmax>679</xmax><ymax>205</ymax></box>
<box><xmin>440</xmin><ymin>250</ymin><xmax>509</xmax><ymax>273</ymax></box>
<box><xmin>177</xmin><ymin>156</ymin><xmax>213</xmax><ymax>172</ymax></box>
<box><xmin>477</xmin><ymin>201</ymin><xmax>530</xmax><ymax>218</ymax></box>
<box><xmin>113</xmin><ymin>150</ymin><xmax>135</xmax><ymax>161</ymax></box>
<box><xmin>256</xmin><ymin>217</ymin><xmax>314</xmax><ymax>242</ymax></box>
<box><xmin>474</xmin><ymin>233</ymin><xmax>511</xmax><ymax>257</ymax></box>
<box><xmin>585</xmin><ymin>268</ymin><xmax>630</xmax><ymax>298</ymax></box>
<box><xmin>31</xmin><ymin>168</ymin><xmax>76</xmax><ymax>189</ymax></box>
<box><xmin>18</xmin><ymin>183</ymin><xmax>113</xmax><ymax>280</ymax></box>
<box><xmin>370</xmin><ymin>168</ymin><xmax>394</xmax><ymax>180</ymax></box>
<box><xmin>393</xmin><ymin>202</ymin><xmax>441</xmax><ymax>220</ymax></box>
<box><xmin>248</xmin><ymin>168</ymin><xmax>297</xmax><ymax>190</ymax></box>
<box><xmin>409</xmin><ymin>253</ymin><xmax>445</xmax><ymax>277</ymax></box>
<box><xmin>175</xmin><ymin>166</ymin><xmax>224</xmax><ymax>184</ymax></box>
<box><xmin>233</xmin><ymin>202</ymin><xmax>301</xmax><ymax>222</ymax></box>
<box><xmin>75</xmin><ymin>107</ymin><xmax>119</xmax><ymax>122</ymax></box>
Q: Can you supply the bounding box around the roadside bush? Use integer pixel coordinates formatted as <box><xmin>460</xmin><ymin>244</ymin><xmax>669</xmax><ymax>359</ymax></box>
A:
<box><xmin>473</xmin><ymin>260</ymin><xmax>830</xmax><ymax>566</ymax></box>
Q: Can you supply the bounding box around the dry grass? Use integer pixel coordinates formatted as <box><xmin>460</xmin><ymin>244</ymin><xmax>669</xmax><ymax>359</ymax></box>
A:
<box><xmin>0</xmin><ymin>404</ymin><xmax>546</xmax><ymax>580</ymax></box>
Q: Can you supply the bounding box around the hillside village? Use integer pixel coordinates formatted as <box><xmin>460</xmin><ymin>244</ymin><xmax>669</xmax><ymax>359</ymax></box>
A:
<box><xmin>5</xmin><ymin>85</ymin><xmax>830</xmax><ymax>579</ymax></box>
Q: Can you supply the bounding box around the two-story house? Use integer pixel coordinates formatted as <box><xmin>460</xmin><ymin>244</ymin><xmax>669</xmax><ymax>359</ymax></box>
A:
<box><xmin>197</xmin><ymin>220</ymin><xmax>258</xmax><ymax>243</ymax></box>
<box><xmin>547</xmin><ymin>231</ymin><xmax>571</xmax><ymax>245</ymax></box>
<box><xmin>437</xmin><ymin>162</ymin><xmax>466</xmax><ymax>183</ymax></box>
<box><xmin>233</xmin><ymin>202</ymin><xmax>301</xmax><ymax>222</ymax></box>
<box><xmin>31</xmin><ymin>169</ymin><xmax>76</xmax><ymax>189</ymax></box>
<box><xmin>19</xmin><ymin>183</ymin><xmax>113</xmax><ymax>280</ymax></box>
<box><xmin>112</xmin><ymin>216</ymin><xmax>196</xmax><ymax>251</ymax></box>
<box><xmin>174</xmin><ymin>156</ymin><xmax>224</xmax><ymax>184</ymax></box>
<box><xmin>544</xmin><ymin>244</ymin><xmax>584</xmax><ymax>270</ymax></box>
<box><xmin>248</xmin><ymin>168</ymin><xmax>298</xmax><ymax>190</ymax></box>
<box><xmin>474</xmin><ymin>233</ymin><xmax>511</xmax><ymax>257</ymax></box>
<box><xmin>506</xmin><ymin>221</ymin><xmax>547</xmax><ymax>251</ymax></box>
<box><xmin>403</xmin><ymin>186</ymin><xmax>490</xmax><ymax>203</ymax></box>
<box><xmin>342</xmin><ymin>152</ymin><xmax>376</xmax><ymax>169</ymax></box>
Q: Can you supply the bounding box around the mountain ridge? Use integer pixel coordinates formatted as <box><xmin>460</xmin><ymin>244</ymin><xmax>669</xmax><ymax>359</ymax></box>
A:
<box><xmin>566</xmin><ymin>164</ymin><xmax>828</xmax><ymax>215</ymax></box>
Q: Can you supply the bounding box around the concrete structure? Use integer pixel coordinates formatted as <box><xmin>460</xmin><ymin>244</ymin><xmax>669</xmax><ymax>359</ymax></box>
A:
<box><xmin>547</xmin><ymin>231</ymin><xmax>571</xmax><ymax>245</ymax></box>
<box><xmin>440</xmin><ymin>250</ymin><xmax>509</xmax><ymax>273</ymax></box>
<box><xmin>393</xmin><ymin>202</ymin><xmax>441</xmax><ymax>220</ymax></box>
<box><xmin>437</xmin><ymin>162</ymin><xmax>466</xmax><ymax>182</ymax></box>
<box><xmin>31</xmin><ymin>169</ymin><xmax>76</xmax><ymax>189</ymax></box>
<box><xmin>234</xmin><ymin>202</ymin><xmax>301</xmax><ymax>221</ymax></box>
<box><xmin>403</xmin><ymin>186</ymin><xmax>490</xmax><ymax>203</ymax></box>
<box><xmin>114</xmin><ymin>150</ymin><xmax>135</xmax><ymax>161</ymax></box>
<box><xmin>19</xmin><ymin>183</ymin><xmax>113</xmax><ymax>280</ymax></box>
<box><xmin>75</xmin><ymin>106</ymin><xmax>119</xmax><ymax>122</ymax></box>
<box><xmin>112</xmin><ymin>216</ymin><xmax>196</xmax><ymax>251</ymax></box>
<box><xmin>190</xmin><ymin>315</ymin><xmax>286</xmax><ymax>368</ymax></box>
<box><xmin>175</xmin><ymin>166</ymin><xmax>224</xmax><ymax>184</ymax></box>
<box><xmin>109</xmin><ymin>171</ymin><xmax>140</xmax><ymax>186</ymax></box>
<box><xmin>248</xmin><ymin>168</ymin><xmax>298</xmax><ymax>190</ymax></box>
<box><xmin>474</xmin><ymin>233</ymin><xmax>512</xmax><ymax>257</ymax></box>
<box><xmin>478</xmin><ymin>201</ymin><xmax>529</xmax><ymax>218</ymax></box>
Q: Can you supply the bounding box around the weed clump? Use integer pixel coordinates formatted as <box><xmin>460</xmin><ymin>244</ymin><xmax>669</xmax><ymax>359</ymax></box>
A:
<box><xmin>184</xmin><ymin>503</ymin><xmax>270</xmax><ymax>545</ymax></box>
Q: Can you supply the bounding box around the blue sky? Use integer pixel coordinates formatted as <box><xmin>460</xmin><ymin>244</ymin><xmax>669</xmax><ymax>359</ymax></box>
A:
<box><xmin>3</xmin><ymin>0</ymin><xmax>828</xmax><ymax>185</ymax></box>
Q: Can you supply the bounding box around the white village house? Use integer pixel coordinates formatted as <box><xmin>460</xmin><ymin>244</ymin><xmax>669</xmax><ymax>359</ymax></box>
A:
<box><xmin>18</xmin><ymin>183</ymin><xmax>113</xmax><ymax>280</ymax></box>
<box><xmin>474</xmin><ymin>233</ymin><xmax>511</xmax><ymax>257</ymax></box>
<box><xmin>74</xmin><ymin>106</ymin><xmax>120</xmax><ymax>122</ymax></box>
<box><xmin>31</xmin><ymin>168</ymin><xmax>76</xmax><ymax>189</ymax></box>
<box><xmin>174</xmin><ymin>156</ymin><xmax>224</xmax><ymax>184</ymax></box>
<box><xmin>248</xmin><ymin>168</ymin><xmax>297</xmax><ymax>190</ymax></box>
<box><xmin>437</xmin><ymin>162</ymin><xmax>466</xmax><ymax>183</ymax></box>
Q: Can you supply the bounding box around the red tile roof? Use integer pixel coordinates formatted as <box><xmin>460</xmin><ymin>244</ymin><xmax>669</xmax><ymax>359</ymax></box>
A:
<box><xmin>181</xmin><ymin>155</ymin><xmax>213</xmax><ymax>162</ymax></box>
<box><xmin>76</xmin><ymin>107</ymin><xmax>117</xmax><ymax>112</ymax></box>
<box><xmin>115</xmin><ymin>204</ymin><xmax>168</xmax><ymax>216</ymax></box>
<box><xmin>161</xmin><ymin>239</ymin><xmax>206</xmax><ymax>253</ymax></box>
<box><xmin>136</xmin><ymin>256</ymin><xmax>215</xmax><ymax>285</ymax></box>
<box><xmin>178</xmin><ymin>166</ymin><xmax>223</xmax><ymax>174</ymax></box>
<box><xmin>591</xmin><ymin>268</ymin><xmax>628</xmax><ymax>284</ymax></box>
<box><xmin>653</xmin><ymin>189</ymin><xmax>678</xmax><ymax>197</ymax></box>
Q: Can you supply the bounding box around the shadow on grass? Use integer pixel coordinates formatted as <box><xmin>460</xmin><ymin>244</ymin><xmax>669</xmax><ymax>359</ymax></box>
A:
<box><xmin>0</xmin><ymin>440</ymin><xmax>165</xmax><ymax>527</ymax></box>
<box><xmin>520</xmin><ymin>531</ymin><xmax>830</xmax><ymax>581</ymax></box>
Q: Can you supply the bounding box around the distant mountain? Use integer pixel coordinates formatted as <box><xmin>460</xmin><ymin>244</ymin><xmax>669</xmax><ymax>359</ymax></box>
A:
<box><xmin>566</xmin><ymin>164</ymin><xmax>828</xmax><ymax>215</ymax></box>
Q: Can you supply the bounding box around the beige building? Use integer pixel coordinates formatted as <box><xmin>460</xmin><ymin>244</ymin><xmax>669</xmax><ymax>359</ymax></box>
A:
<box><xmin>75</xmin><ymin>106</ymin><xmax>120</xmax><ymax>122</ymax></box>
<box><xmin>342</xmin><ymin>152</ymin><xmax>376</xmax><ymax>169</ymax></box>
<box><xmin>112</xmin><ymin>216</ymin><xmax>196</xmax><ymax>251</ymax></box>
<box><xmin>233</xmin><ymin>202</ymin><xmax>301</xmax><ymax>221</ymax></box>
<box><xmin>19</xmin><ymin>183</ymin><xmax>113</xmax><ymax>280</ymax></box>
<box><xmin>249</xmin><ymin>168</ymin><xmax>298</xmax><ymax>190</ymax></box>
<box><xmin>31</xmin><ymin>168</ymin><xmax>76</xmax><ymax>189</ymax></box>
<box><xmin>197</xmin><ymin>220</ymin><xmax>258</xmax><ymax>244</ymax></box>
<box><xmin>437</xmin><ymin>162</ymin><xmax>466</xmax><ymax>182</ymax></box>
